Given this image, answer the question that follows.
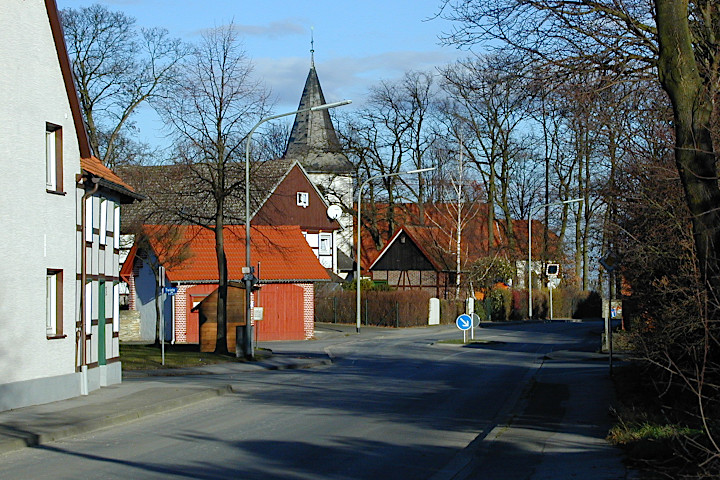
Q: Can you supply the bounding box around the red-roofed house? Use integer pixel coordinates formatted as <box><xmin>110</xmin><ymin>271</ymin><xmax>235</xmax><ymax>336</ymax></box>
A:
<box><xmin>0</xmin><ymin>0</ymin><xmax>142</xmax><ymax>411</ymax></box>
<box><xmin>361</xmin><ymin>204</ymin><xmax>561</xmax><ymax>298</ymax></box>
<box><xmin>120</xmin><ymin>225</ymin><xmax>330</xmax><ymax>343</ymax></box>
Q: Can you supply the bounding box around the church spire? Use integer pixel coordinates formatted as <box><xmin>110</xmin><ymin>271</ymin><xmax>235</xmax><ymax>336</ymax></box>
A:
<box><xmin>282</xmin><ymin>38</ymin><xmax>353</xmax><ymax>175</ymax></box>
<box><xmin>310</xmin><ymin>26</ymin><xmax>315</xmax><ymax>68</ymax></box>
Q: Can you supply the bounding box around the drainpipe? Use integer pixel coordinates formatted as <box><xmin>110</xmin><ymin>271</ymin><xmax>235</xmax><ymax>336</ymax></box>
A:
<box><xmin>80</xmin><ymin>175</ymin><xmax>99</xmax><ymax>395</ymax></box>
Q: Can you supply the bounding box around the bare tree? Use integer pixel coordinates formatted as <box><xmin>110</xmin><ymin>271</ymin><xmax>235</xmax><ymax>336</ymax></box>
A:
<box><xmin>61</xmin><ymin>4</ymin><xmax>186</xmax><ymax>167</ymax></box>
<box><xmin>429</xmin><ymin>135</ymin><xmax>485</xmax><ymax>298</ymax></box>
<box><xmin>156</xmin><ymin>23</ymin><xmax>271</xmax><ymax>355</ymax></box>
<box><xmin>440</xmin><ymin>55</ymin><xmax>531</xmax><ymax>255</ymax></box>
<box><xmin>439</xmin><ymin>0</ymin><xmax>720</xmax><ymax>301</ymax></box>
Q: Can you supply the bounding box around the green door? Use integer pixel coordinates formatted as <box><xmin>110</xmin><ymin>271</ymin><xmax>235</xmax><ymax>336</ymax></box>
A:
<box><xmin>98</xmin><ymin>281</ymin><xmax>106</xmax><ymax>366</ymax></box>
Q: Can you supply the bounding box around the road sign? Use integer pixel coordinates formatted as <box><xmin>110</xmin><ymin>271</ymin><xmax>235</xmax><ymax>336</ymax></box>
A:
<box><xmin>456</xmin><ymin>314</ymin><xmax>472</xmax><ymax>331</ymax></box>
<box><xmin>600</xmin><ymin>251</ymin><xmax>620</xmax><ymax>272</ymax></box>
<box><xmin>546</xmin><ymin>263</ymin><xmax>560</xmax><ymax>276</ymax></box>
<box><xmin>163</xmin><ymin>286</ymin><xmax>178</xmax><ymax>296</ymax></box>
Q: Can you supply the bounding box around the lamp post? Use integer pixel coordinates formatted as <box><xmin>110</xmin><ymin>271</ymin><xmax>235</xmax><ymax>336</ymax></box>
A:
<box><xmin>243</xmin><ymin>100</ymin><xmax>351</xmax><ymax>359</ymax></box>
<box><xmin>356</xmin><ymin>167</ymin><xmax>436</xmax><ymax>333</ymax></box>
<box><xmin>527</xmin><ymin>198</ymin><xmax>583</xmax><ymax>319</ymax></box>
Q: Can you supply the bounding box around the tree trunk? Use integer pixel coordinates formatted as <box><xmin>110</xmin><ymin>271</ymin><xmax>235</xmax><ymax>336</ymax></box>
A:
<box><xmin>655</xmin><ymin>0</ymin><xmax>720</xmax><ymax>295</ymax></box>
<box><xmin>214</xmin><ymin>216</ymin><xmax>229</xmax><ymax>355</ymax></box>
<box><xmin>487</xmin><ymin>164</ymin><xmax>495</xmax><ymax>252</ymax></box>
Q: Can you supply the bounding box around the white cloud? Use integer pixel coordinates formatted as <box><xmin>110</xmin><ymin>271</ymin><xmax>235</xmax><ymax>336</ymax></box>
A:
<box><xmin>253</xmin><ymin>49</ymin><xmax>462</xmax><ymax>112</ymax></box>
<box><xmin>231</xmin><ymin>20</ymin><xmax>306</xmax><ymax>39</ymax></box>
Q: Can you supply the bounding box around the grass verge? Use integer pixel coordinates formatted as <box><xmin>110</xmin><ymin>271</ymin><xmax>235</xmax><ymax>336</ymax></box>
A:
<box><xmin>437</xmin><ymin>338</ymin><xmax>493</xmax><ymax>345</ymax></box>
<box><xmin>120</xmin><ymin>344</ymin><xmax>269</xmax><ymax>370</ymax></box>
<box><xmin>608</xmin><ymin>363</ymin><xmax>704</xmax><ymax>474</ymax></box>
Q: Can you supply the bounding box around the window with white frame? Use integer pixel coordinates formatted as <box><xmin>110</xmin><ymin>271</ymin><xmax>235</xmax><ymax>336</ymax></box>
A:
<box><xmin>85</xmin><ymin>281</ymin><xmax>93</xmax><ymax>334</ymax></box>
<box><xmin>100</xmin><ymin>199</ymin><xmax>107</xmax><ymax>245</ymax></box>
<box><xmin>113</xmin><ymin>283</ymin><xmax>120</xmax><ymax>332</ymax></box>
<box><xmin>45</xmin><ymin>123</ymin><xmax>62</xmax><ymax>192</ymax></box>
<box><xmin>85</xmin><ymin>196</ymin><xmax>93</xmax><ymax>242</ymax></box>
<box><xmin>319</xmin><ymin>233</ymin><xmax>332</xmax><ymax>255</ymax></box>
<box><xmin>113</xmin><ymin>205</ymin><xmax>120</xmax><ymax>249</ymax></box>
<box><xmin>296</xmin><ymin>192</ymin><xmax>309</xmax><ymax>208</ymax></box>
<box><xmin>46</xmin><ymin>269</ymin><xmax>63</xmax><ymax>337</ymax></box>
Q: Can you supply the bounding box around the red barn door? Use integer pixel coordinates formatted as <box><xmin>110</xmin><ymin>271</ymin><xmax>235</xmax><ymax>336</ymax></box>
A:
<box><xmin>256</xmin><ymin>284</ymin><xmax>304</xmax><ymax>341</ymax></box>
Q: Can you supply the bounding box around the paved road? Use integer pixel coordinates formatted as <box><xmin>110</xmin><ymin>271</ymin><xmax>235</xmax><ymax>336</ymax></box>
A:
<box><xmin>0</xmin><ymin>322</ymin><xmax>630</xmax><ymax>479</ymax></box>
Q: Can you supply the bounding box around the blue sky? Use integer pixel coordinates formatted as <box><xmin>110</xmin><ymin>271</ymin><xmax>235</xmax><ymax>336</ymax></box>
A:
<box><xmin>57</xmin><ymin>0</ymin><xmax>469</xmax><ymax>145</ymax></box>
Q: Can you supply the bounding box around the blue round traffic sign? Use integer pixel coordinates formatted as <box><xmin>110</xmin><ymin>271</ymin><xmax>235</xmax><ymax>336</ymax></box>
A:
<box><xmin>456</xmin><ymin>314</ymin><xmax>472</xmax><ymax>331</ymax></box>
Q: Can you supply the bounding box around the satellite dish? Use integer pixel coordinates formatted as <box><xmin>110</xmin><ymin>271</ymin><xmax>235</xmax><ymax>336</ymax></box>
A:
<box><xmin>327</xmin><ymin>205</ymin><xmax>343</xmax><ymax>220</ymax></box>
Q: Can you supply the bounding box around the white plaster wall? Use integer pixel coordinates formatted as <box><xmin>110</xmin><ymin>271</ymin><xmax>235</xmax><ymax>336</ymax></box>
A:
<box><xmin>308</xmin><ymin>172</ymin><xmax>354</xmax><ymax>257</ymax></box>
<box><xmin>0</xmin><ymin>1</ymin><xmax>80</xmax><ymax>386</ymax></box>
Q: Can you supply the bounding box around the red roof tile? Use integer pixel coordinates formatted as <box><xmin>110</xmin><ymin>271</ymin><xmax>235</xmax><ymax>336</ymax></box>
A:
<box><xmin>142</xmin><ymin>224</ymin><xmax>329</xmax><ymax>283</ymax></box>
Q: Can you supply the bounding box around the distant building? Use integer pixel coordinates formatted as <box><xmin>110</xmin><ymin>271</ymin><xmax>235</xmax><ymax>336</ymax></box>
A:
<box><xmin>120</xmin><ymin>225</ymin><xmax>330</xmax><ymax>344</ymax></box>
<box><xmin>359</xmin><ymin>204</ymin><xmax>562</xmax><ymax>298</ymax></box>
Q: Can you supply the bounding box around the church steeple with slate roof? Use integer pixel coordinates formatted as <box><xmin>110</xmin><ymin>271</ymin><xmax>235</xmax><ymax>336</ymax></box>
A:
<box><xmin>282</xmin><ymin>40</ymin><xmax>355</xmax><ymax>260</ymax></box>
<box><xmin>283</xmin><ymin>52</ymin><xmax>353</xmax><ymax>175</ymax></box>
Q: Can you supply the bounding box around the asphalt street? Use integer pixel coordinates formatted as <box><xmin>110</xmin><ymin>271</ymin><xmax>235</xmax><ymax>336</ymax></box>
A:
<box><xmin>0</xmin><ymin>321</ymin><xmax>636</xmax><ymax>479</ymax></box>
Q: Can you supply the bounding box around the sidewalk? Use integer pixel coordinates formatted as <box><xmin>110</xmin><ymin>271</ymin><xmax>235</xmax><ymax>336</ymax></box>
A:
<box><xmin>433</xmin><ymin>348</ymin><xmax>639</xmax><ymax>480</ymax></box>
<box><xmin>0</xmin><ymin>354</ymin><xmax>330</xmax><ymax>456</ymax></box>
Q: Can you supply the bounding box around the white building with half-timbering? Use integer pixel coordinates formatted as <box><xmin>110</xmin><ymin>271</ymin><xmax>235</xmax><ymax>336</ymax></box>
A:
<box><xmin>0</xmin><ymin>0</ymin><xmax>142</xmax><ymax>411</ymax></box>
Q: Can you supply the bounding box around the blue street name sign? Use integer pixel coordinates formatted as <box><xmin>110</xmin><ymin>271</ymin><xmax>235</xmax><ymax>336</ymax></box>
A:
<box><xmin>163</xmin><ymin>286</ymin><xmax>178</xmax><ymax>296</ymax></box>
<box><xmin>456</xmin><ymin>314</ymin><xmax>472</xmax><ymax>331</ymax></box>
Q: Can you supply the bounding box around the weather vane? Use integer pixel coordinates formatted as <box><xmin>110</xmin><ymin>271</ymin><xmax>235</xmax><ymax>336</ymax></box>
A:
<box><xmin>310</xmin><ymin>26</ymin><xmax>315</xmax><ymax>67</ymax></box>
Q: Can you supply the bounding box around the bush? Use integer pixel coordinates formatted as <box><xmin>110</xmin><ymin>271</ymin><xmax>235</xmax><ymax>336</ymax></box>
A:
<box><xmin>510</xmin><ymin>289</ymin><xmax>527</xmax><ymax>320</ymax></box>
<box><xmin>440</xmin><ymin>299</ymin><xmax>465</xmax><ymax>325</ymax></box>
<box><xmin>315</xmin><ymin>290</ymin><xmax>434</xmax><ymax>327</ymax></box>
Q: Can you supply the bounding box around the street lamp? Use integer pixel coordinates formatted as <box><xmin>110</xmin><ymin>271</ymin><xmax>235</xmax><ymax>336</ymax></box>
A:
<box><xmin>356</xmin><ymin>167</ymin><xmax>436</xmax><ymax>333</ymax></box>
<box><xmin>243</xmin><ymin>100</ymin><xmax>351</xmax><ymax>359</ymax></box>
<box><xmin>527</xmin><ymin>198</ymin><xmax>583</xmax><ymax>319</ymax></box>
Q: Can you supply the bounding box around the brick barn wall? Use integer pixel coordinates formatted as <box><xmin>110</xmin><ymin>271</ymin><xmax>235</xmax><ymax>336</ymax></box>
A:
<box><xmin>301</xmin><ymin>283</ymin><xmax>314</xmax><ymax>339</ymax></box>
<box><xmin>175</xmin><ymin>285</ymin><xmax>191</xmax><ymax>343</ymax></box>
<box><xmin>128</xmin><ymin>260</ymin><xmax>141</xmax><ymax>311</ymax></box>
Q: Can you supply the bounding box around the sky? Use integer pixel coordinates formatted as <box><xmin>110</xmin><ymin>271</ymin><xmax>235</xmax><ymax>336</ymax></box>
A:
<box><xmin>56</xmin><ymin>0</ymin><xmax>470</xmax><ymax>145</ymax></box>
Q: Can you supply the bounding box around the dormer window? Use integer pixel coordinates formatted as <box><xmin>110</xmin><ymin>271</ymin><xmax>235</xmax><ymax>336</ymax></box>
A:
<box><xmin>297</xmin><ymin>192</ymin><xmax>309</xmax><ymax>208</ymax></box>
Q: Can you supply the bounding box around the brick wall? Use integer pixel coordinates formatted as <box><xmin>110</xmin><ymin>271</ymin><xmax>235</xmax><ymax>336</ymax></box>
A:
<box><xmin>174</xmin><ymin>284</ymin><xmax>191</xmax><ymax>343</ymax></box>
<box><xmin>119</xmin><ymin>310</ymin><xmax>141</xmax><ymax>341</ymax></box>
<box><xmin>301</xmin><ymin>283</ymin><xmax>314</xmax><ymax>339</ymax></box>
<box><xmin>128</xmin><ymin>260</ymin><xmax>140</xmax><ymax>311</ymax></box>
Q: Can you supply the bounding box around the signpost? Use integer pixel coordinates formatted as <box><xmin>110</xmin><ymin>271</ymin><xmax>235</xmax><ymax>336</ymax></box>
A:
<box><xmin>467</xmin><ymin>298</ymin><xmax>475</xmax><ymax>340</ymax></box>
<box><xmin>600</xmin><ymin>251</ymin><xmax>619</xmax><ymax>375</ymax></box>
<box><xmin>456</xmin><ymin>314</ymin><xmax>472</xmax><ymax>343</ymax></box>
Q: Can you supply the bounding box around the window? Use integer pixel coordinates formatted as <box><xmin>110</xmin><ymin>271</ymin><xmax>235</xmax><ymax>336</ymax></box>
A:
<box><xmin>45</xmin><ymin>123</ymin><xmax>62</xmax><ymax>192</ymax></box>
<box><xmin>113</xmin><ymin>205</ymin><xmax>120</xmax><ymax>249</ymax></box>
<box><xmin>85</xmin><ymin>282</ymin><xmax>93</xmax><ymax>335</ymax></box>
<box><xmin>296</xmin><ymin>192</ymin><xmax>309</xmax><ymax>208</ymax></box>
<box><xmin>99</xmin><ymin>199</ymin><xmax>107</xmax><ymax>245</ymax></box>
<box><xmin>319</xmin><ymin>233</ymin><xmax>332</xmax><ymax>255</ymax></box>
<box><xmin>85</xmin><ymin>196</ymin><xmax>94</xmax><ymax>242</ymax></box>
<box><xmin>46</xmin><ymin>270</ymin><xmax>63</xmax><ymax>337</ymax></box>
<box><xmin>113</xmin><ymin>283</ymin><xmax>120</xmax><ymax>332</ymax></box>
